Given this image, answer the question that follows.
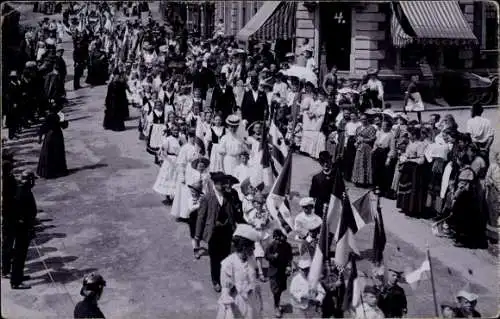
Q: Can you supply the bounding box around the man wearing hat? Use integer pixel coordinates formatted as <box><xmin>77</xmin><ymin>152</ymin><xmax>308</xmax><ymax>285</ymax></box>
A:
<box><xmin>378</xmin><ymin>265</ymin><xmax>407</xmax><ymax>318</ymax></box>
<box><xmin>194</xmin><ymin>171</ymin><xmax>245</xmax><ymax>292</ymax></box>
<box><xmin>241</xmin><ymin>74</ymin><xmax>268</xmax><ymax>128</ymax></box>
<box><xmin>210</xmin><ymin>72</ymin><xmax>236</xmax><ymax>121</ymax></box>
<box><xmin>8</xmin><ymin>170</ymin><xmax>38</xmax><ymax>289</ymax></box>
<box><xmin>72</xmin><ymin>28</ymin><xmax>90</xmax><ymax>90</ymax></box>
<box><xmin>54</xmin><ymin>45</ymin><xmax>67</xmax><ymax>97</ymax></box>
<box><xmin>455</xmin><ymin>288</ymin><xmax>481</xmax><ymax>317</ymax></box>
<box><xmin>5</xmin><ymin>70</ymin><xmax>22</xmax><ymax>139</ymax></box>
<box><xmin>191</xmin><ymin>55</ymin><xmax>216</xmax><ymax>101</ymax></box>
<box><xmin>309</xmin><ymin>151</ymin><xmax>336</xmax><ymax>218</ymax></box>
<box><xmin>290</xmin><ymin>257</ymin><xmax>326</xmax><ymax>318</ymax></box>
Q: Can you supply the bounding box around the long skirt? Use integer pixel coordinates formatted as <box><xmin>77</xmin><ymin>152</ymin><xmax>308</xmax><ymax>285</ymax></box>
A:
<box><xmin>216</xmin><ymin>289</ymin><xmax>263</xmax><ymax>319</ymax></box>
<box><xmin>352</xmin><ymin>143</ymin><xmax>373</xmax><ymax>186</ymax></box>
<box><xmin>301</xmin><ymin>130</ymin><xmax>326</xmax><ymax>159</ymax></box>
<box><xmin>449</xmin><ymin>187</ymin><xmax>487</xmax><ymax>247</ymax></box>
<box><xmin>147</xmin><ymin>124</ymin><xmax>164</xmax><ymax>155</ymax></box>
<box><xmin>37</xmin><ymin>130</ymin><xmax>68</xmax><ymax>179</ymax></box>
<box><xmin>103</xmin><ymin>108</ymin><xmax>125</xmax><ymax>131</ymax></box>
<box><xmin>223</xmin><ymin>155</ymin><xmax>240</xmax><ymax>176</ymax></box>
<box><xmin>396</xmin><ymin>162</ymin><xmax>425</xmax><ymax>217</ymax></box>
<box><xmin>171</xmin><ymin>165</ymin><xmax>197</xmax><ymax>219</ymax></box>
<box><xmin>153</xmin><ymin>155</ymin><xmax>178</xmax><ymax>196</ymax></box>
<box><xmin>209</xmin><ymin>143</ymin><xmax>225</xmax><ymax>172</ymax></box>
<box><xmin>372</xmin><ymin>147</ymin><xmax>390</xmax><ymax>192</ymax></box>
<box><xmin>342</xmin><ymin>136</ymin><xmax>356</xmax><ymax>181</ymax></box>
<box><xmin>391</xmin><ymin>159</ymin><xmax>401</xmax><ymax>192</ymax></box>
<box><xmin>426</xmin><ymin>158</ymin><xmax>446</xmax><ymax>213</ymax></box>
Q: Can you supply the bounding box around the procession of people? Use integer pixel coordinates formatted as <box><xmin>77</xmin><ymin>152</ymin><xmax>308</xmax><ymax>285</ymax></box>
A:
<box><xmin>2</xmin><ymin>2</ymin><xmax>497</xmax><ymax>318</ymax></box>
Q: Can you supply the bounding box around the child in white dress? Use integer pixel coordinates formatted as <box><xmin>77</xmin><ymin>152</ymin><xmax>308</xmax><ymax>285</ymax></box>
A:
<box><xmin>153</xmin><ymin>125</ymin><xmax>181</xmax><ymax>203</ymax></box>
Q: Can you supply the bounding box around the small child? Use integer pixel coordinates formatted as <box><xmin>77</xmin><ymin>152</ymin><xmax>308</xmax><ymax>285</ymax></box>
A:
<box><xmin>354</xmin><ymin>286</ymin><xmax>385</xmax><ymax>319</ymax></box>
<box><xmin>290</xmin><ymin>258</ymin><xmax>326</xmax><ymax>318</ymax></box>
<box><xmin>265</xmin><ymin>229</ymin><xmax>293</xmax><ymax>318</ymax></box>
<box><xmin>187</xmin><ymin>180</ymin><xmax>204</xmax><ymax>257</ymax></box>
<box><xmin>294</xmin><ymin>197</ymin><xmax>322</xmax><ymax>258</ymax></box>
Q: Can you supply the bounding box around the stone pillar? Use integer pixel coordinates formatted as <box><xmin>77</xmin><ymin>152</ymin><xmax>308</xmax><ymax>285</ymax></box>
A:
<box><xmin>231</xmin><ymin>1</ymin><xmax>238</xmax><ymax>35</ymax></box>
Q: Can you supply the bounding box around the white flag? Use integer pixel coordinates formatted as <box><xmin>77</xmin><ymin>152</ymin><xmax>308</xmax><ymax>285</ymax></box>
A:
<box><xmin>405</xmin><ymin>258</ymin><xmax>431</xmax><ymax>289</ymax></box>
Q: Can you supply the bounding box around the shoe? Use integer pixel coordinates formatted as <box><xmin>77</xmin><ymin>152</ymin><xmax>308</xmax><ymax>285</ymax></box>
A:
<box><xmin>213</xmin><ymin>283</ymin><xmax>221</xmax><ymax>293</ymax></box>
<box><xmin>11</xmin><ymin>283</ymin><xmax>31</xmax><ymax>289</ymax></box>
<box><xmin>275</xmin><ymin>307</ymin><xmax>283</xmax><ymax>318</ymax></box>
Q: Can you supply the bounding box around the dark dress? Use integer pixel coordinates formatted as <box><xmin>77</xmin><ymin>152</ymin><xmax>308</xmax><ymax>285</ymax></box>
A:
<box><xmin>87</xmin><ymin>49</ymin><xmax>109</xmax><ymax>86</ymax></box>
<box><xmin>74</xmin><ymin>298</ymin><xmax>105</xmax><ymax>319</ymax></box>
<box><xmin>378</xmin><ymin>284</ymin><xmax>407</xmax><ymax>318</ymax></box>
<box><xmin>265</xmin><ymin>240</ymin><xmax>293</xmax><ymax>295</ymax></box>
<box><xmin>37</xmin><ymin>113</ymin><xmax>68</xmax><ymax>179</ymax></box>
<box><xmin>103</xmin><ymin>80</ymin><xmax>128</xmax><ymax>131</ymax></box>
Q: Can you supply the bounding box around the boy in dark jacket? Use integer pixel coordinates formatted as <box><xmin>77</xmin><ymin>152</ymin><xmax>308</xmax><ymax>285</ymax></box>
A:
<box><xmin>265</xmin><ymin>229</ymin><xmax>293</xmax><ymax>318</ymax></box>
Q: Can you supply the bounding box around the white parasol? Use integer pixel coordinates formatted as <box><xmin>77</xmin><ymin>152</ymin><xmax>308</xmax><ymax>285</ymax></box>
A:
<box><xmin>282</xmin><ymin>65</ymin><xmax>318</xmax><ymax>87</ymax></box>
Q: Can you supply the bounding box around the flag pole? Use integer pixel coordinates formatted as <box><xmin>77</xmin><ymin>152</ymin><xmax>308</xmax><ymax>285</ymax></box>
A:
<box><xmin>427</xmin><ymin>247</ymin><xmax>439</xmax><ymax>317</ymax></box>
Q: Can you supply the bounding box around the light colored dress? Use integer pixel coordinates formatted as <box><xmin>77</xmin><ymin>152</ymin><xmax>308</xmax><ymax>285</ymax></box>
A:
<box><xmin>216</xmin><ymin>253</ymin><xmax>263</xmax><ymax>319</ymax></box>
<box><xmin>170</xmin><ymin>143</ymin><xmax>201</xmax><ymax>219</ymax></box>
<box><xmin>153</xmin><ymin>135</ymin><xmax>181</xmax><ymax>196</ymax></box>
<box><xmin>220</xmin><ymin>132</ymin><xmax>245</xmax><ymax>176</ymax></box>
<box><xmin>209</xmin><ymin>126</ymin><xmax>226</xmax><ymax>172</ymax></box>
<box><xmin>300</xmin><ymin>100</ymin><xmax>327</xmax><ymax>159</ymax></box>
<box><xmin>243</xmin><ymin>208</ymin><xmax>275</xmax><ymax>258</ymax></box>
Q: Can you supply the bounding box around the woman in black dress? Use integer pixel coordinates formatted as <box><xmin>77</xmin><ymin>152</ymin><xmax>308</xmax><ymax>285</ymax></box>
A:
<box><xmin>103</xmin><ymin>70</ymin><xmax>128</xmax><ymax>132</ymax></box>
<box><xmin>37</xmin><ymin>104</ymin><xmax>68</xmax><ymax>179</ymax></box>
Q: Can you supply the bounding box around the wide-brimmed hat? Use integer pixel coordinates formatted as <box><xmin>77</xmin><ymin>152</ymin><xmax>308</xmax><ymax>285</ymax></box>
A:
<box><xmin>225</xmin><ymin>114</ymin><xmax>241</xmax><ymax>126</ymax></box>
<box><xmin>456</xmin><ymin>290</ymin><xmax>478</xmax><ymax>302</ymax></box>
<box><xmin>367</xmin><ymin>68</ymin><xmax>379</xmax><ymax>76</ymax></box>
<box><xmin>188</xmin><ymin>180</ymin><xmax>203</xmax><ymax>194</ymax></box>
<box><xmin>363</xmin><ymin>285</ymin><xmax>380</xmax><ymax>295</ymax></box>
<box><xmin>224</xmin><ymin>174</ymin><xmax>240</xmax><ymax>185</ymax></box>
<box><xmin>299</xmin><ymin>197</ymin><xmax>315</xmax><ymax>207</ymax></box>
<box><xmin>210</xmin><ymin>171</ymin><xmax>226</xmax><ymax>183</ymax></box>
<box><xmin>191</xmin><ymin>157</ymin><xmax>210</xmax><ymax>169</ymax></box>
<box><xmin>233</xmin><ymin>224</ymin><xmax>261</xmax><ymax>242</ymax></box>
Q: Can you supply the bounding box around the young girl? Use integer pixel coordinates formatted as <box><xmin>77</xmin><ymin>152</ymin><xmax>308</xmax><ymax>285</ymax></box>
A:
<box><xmin>146</xmin><ymin>100</ymin><xmax>166</xmax><ymax>157</ymax></box>
<box><xmin>301</xmin><ymin>89</ymin><xmax>327</xmax><ymax>159</ymax></box>
<box><xmin>207</xmin><ymin>114</ymin><xmax>226</xmax><ymax>172</ymax></box>
<box><xmin>139</xmin><ymin>88</ymin><xmax>156</xmax><ymax>140</ymax></box>
<box><xmin>153</xmin><ymin>125</ymin><xmax>181</xmax><ymax>203</ymax></box>
<box><xmin>196</xmin><ymin>110</ymin><xmax>212</xmax><ymax>148</ymax></box>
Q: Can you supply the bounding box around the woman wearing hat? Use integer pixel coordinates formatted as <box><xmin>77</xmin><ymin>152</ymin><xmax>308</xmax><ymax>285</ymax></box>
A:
<box><xmin>87</xmin><ymin>40</ymin><xmax>109</xmax><ymax>86</ymax></box>
<box><xmin>37</xmin><ymin>103</ymin><xmax>68</xmax><ymax>179</ymax></box>
<box><xmin>455</xmin><ymin>288</ymin><xmax>481</xmax><ymax>317</ymax></box>
<box><xmin>207</xmin><ymin>114</ymin><xmax>226</xmax><ymax>172</ymax></box>
<box><xmin>153</xmin><ymin>124</ymin><xmax>181</xmax><ymax>203</ymax></box>
<box><xmin>219</xmin><ymin>115</ymin><xmax>246</xmax><ymax>176</ymax></box>
<box><xmin>301</xmin><ymin>88</ymin><xmax>328</xmax><ymax>159</ymax></box>
<box><xmin>352</xmin><ymin>113</ymin><xmax>377</xmax><ymax>187</ymax></box>
<box><xmin>360</xmin><ymin>68</ymin><xmax>384</xmax><ymax>111</ymax></box>
<box><xmin>104</xmin><ymin>69</ymin><xmax>128</xmax><ymax>132</ymax></box>
<box><xmin>216</xmin><ymin>224</ymin><xmax>263</xmax><ymax>319</ymax></box>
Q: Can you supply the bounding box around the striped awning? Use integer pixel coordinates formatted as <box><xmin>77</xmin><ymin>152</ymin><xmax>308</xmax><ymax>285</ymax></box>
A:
<box><xmin>399</xmin><ymin>1</ymin><xmax>478</xmax><ymax>45</ymax></box>
<box><xmin>236</xmin><ymin>1</ymin><xmax>296</xmax><ymax>43</ymax></box>
<box><xmin>391</xmin><ymin>2</ymin><xmax>413</xmax><ymax>48</ymax></box>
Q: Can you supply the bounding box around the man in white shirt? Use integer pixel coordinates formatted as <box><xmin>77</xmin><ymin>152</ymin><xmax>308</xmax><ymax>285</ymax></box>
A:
<box><xmin>466</xmin><ymin>103</ymin><xmax>494</xmax><ymax>153</ymax></box>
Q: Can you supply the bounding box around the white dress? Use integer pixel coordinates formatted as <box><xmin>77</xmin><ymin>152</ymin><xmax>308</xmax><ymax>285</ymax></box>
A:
<box><xmin>153</xmin><ymin>135</ymin><xmax>181</xmax><ymax>196</ymax></box>
<box><xmin>245</xmin><ymin>136</ymin><xmax>261</xmax><ymax>168</ymax></box>
<box><xmin>243</xmin><ymin>208</ymin><xmax>275</xmax><ymax>258</ymax></box>
<box><xmin>301</xmin><ymin>100</ymin><xmax>327</xmax><ymax>159</ymax></box>
<box><xmin>170</xmin><ymin>143</ymin><xmax>201</xmax><ymax>219</ymax></box>
<box><xmin>216</xmin><ymin>254</ymin><xmax>263</xmax><ymax>319</ymax></box>
<box><xmin>209</xmin><ymin>126</ymin><xmax>226</xmax><ymax>172</ymax></box>
<box><xmin>233</xmin><ymin>163</ymin><xmax>251</xmax><ymax>199</ymax></box>
<box><xmin>220</xmin><ymin>133</ymin><xmax>245</xmax><ymax>176</ymax></box>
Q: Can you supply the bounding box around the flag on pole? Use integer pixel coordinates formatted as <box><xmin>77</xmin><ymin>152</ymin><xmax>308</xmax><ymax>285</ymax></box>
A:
<box><xmin>405</xmin><ymin>257</ymin><xmax>431</xmax><ymax>289</ymax></box>
<box><xmin>342</xmin><ymin>253</ymin><xmax>358</xmax><ymax>311</ymax></box>
<box><xmin>308</xmin><ymin>168</ymin><xmax>375</xmax><ymax>287</ymax></box>
<box><xmin>268</xmin><ymin>120</ymin><xmax>288</xmax><ymax>173</ymax></box>
<box><xmin>266</xmin><ymin>151</ymin><xmax>293</xmax><ymax>234</ymax></box>
<box><xmin>372</xmin><ymin>204</ymin><xmax>386</xmax><ymax>265</ymax></box>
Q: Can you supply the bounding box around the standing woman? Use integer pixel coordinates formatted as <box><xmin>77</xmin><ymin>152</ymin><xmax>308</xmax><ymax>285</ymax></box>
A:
<box><xmin>404</xmin><ymin>74</ymin><xmax>424</xmax><ymax>123</ymax></box>
<box><xmin>301</xmin><ymin>89</ymin><xmax>327</xmax><ymax>159</ymax></box>
<box><xmin>171</xmin><ymin>129</ymin><xmax>204</xmax><ymax>220</ymax></box>
<box><xmin>103</xmin><ymin>69</ymin><xmax>128</xmax><ymax>132</ymax></box>
<box><xmin>207</xmin><ymin>114</ymin><xmax>226</xmax><ymax>172</ymax></box>
<box><xmin>216</xmin><ymin>224</ymin><xmax>263</xmax><ymax>319</ymax></box>
<box><xmin>37</xmin><ymin>103</ymin><xmax>68</xmax><ymax>179</ymax></box>
<box><xmin>352</xmin><ymin>114</ymin><xmax>377</xmax><ymax>187</ymax></box>
<box><xmin>343</xmin><ymin>112</ymin><xmax>362</xmax><ymax>181</ymax></box>
<box><xmin>153</xmin><ymin>125</ymin><xmax>181</xmax><ymax>204</ymax></box>
<box><xmin>372</xmin><ymin>119</ymin><xmax>395</xmax><ymax>196</ymax></box>
<box><xmin>219</xmin><ymin>115</ymin><xmax>246</xmax><ymax>176</ymax></box>
<box><xmin>396</xmin><ymin>128</ymin><xmax>427</xmax><ymax>217</ymax></box>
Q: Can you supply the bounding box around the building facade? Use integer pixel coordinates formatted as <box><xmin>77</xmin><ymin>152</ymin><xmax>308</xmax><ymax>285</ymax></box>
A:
<box><xmin>214</xmin><ymin>1</ymin><xmax>264</xmax><ymax>37</ymax></box>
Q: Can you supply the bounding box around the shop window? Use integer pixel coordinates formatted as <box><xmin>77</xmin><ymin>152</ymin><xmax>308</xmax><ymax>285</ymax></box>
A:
<box><xmin>485</xmin><ymin>3</ymin><xmax>498</xmax><ymax>50</ymax></box>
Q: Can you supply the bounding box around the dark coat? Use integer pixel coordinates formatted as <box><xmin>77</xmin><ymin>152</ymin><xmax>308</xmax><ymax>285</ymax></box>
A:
<box><xmin>378</xmin><ymin>284</ymin><xmax>407</xmax><ymax>318</ymax></box>
<box><xmin>74</xmin><ymin>299</ymin><xmax>105</xmax><ymax>319</ymax></box>
<box><xmin>195</xmin><ymin>189</ymin><xmax>244</xmax><ymax>243</ymax></box>
<box><xmin>2</xmin><ymin>173</ymin><xmax>17</xmax><ymax>224</ymax></box>
<box><xmin>43</xmin><ymin>71</ymin><xmax>64</xmax><ymax>102</ymax></box>
<box><xmin>241</xmin><ymin>89</ymin><xmax>268</xmax><ymax>126</ymax></box>
<box><xmin>191</xmin><ymin>67</ymin><xmax>216</xmax><ymax>100</ymax></box>
<box><xmin>309</xmin><ymin>170</ymin><xmax>335</xmax><ymax>217</ymax></box>
<box><xmin>37</xmin><ymin>112</ymin><xmax>68</xmax><ymax>179</ymax></box>
<box><xmin>14</xmin><ymin>185</ymin><xmax>37</xmax><ymax>232</ymax></box>
<box><xmin>210</xmin><ymin>85</ymin><xmax>236</xmax><ymax>120</ymax></box>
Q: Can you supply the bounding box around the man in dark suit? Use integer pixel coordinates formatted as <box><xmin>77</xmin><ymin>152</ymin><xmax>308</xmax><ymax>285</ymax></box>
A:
<box><xmin>309</xmin><ymin>151</ymin><xmax>336</xmax><ymax>218</ymax></box>
<box><xmin>9</xmin><ymin>170</ymin><xmax>38</xmax><ymax>289</ymax></box>
<box><xmin>194</xmin><ymin>172</ymin><xmax>244</xmax><ymax>292</ymax></box>
<box><xmin>241</xmin><ymin>74</ymin><xmax>268</xmax><ymax>128</ymax></box>
<box><xmin>210</xmin><ymin>73</ymin><xmax>236</xmax><ymax>121</ymax></box>
<box><xmin>1</xmin><ymin>156</ymin><xmax>17</xmax><ymax>279</ymax></box>
<box><xmin>191</xmin><ymin>57</ymin><xmax>216</xmax><ymax>101</ymax></box>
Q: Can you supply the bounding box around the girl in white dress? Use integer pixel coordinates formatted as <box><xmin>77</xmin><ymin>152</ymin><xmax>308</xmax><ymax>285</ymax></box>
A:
<box><xmin>301</xmin><ymin>89</ymin><xmax>327</xmax><ymax>159</ymax></box>
<box><xmin>153</xmin><ymin>125</ymin><xmax>181</xmax><ymax>202</ymax></box>
<box><xmin>197</xmin><ymin>110</ymin><xmax>212</xmax><ymax>145</ymax></box>
<box><xmin>146</xmin><ymin>100</ymin><xmax>166</xmax><ymax>156</ymax></box>
<box><xmin>139</xmin><ymin>89</ymin><xmax>156</xmax><ymax>140</ymax></box>
<box><xmin>220</xmin><ymin>115</ymin><xmax>245</xmax><ymax>176</ymax></box>
<box><xmin>244</xmin><ymin>122</ymin><xmax>263</xmax><ymax>168</ymax></box>
<box><xmin>170</xmin><ymin>130</ymin><xmax>204</xmax><ymax>220</ymax></box>
<box><xmin>208</xmin><ymin>114</ymin><xmax>226</xmax><ymax>172</ymax></box>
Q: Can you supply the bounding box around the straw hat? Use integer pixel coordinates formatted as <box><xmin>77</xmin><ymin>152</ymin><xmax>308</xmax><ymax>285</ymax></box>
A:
<box><xmin>225</xmin><ymin>114</ymin><xmax>241</xmax><ymax>127</ymax></box>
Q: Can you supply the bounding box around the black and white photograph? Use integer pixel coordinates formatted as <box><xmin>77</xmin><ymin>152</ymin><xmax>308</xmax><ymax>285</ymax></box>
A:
<box><xmin>1</xmin><ymin>1</ymin><xmax>499</xmax><ymax>318</ymax></box>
